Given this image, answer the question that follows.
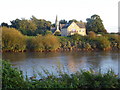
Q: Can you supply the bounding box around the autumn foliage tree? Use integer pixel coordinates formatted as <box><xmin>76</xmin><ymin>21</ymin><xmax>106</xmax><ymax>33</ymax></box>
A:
<box><xmin>43</xmin><ymin>34</ymin><xmax>60</xmax><ymax>51</ymax></box>
<box><xmin>2</xmin><ymin>27</ymin><xmax>26</xmax><ymax>51</ymax></box>
<box><xmin>26</xmin><ymin>35</ymin><xmax>44</xmax><ymax>51</ymax></box>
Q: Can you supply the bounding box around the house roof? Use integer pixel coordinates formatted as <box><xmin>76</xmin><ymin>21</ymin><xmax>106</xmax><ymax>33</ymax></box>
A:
<box><xmin>62</xmin><ymin>21</ymin><xmax>85</xmax><ymax>29</ymax></box>
<box><xmin>76</xmin><ymin>23</ymin><xmax>85</xmax><ymax>28</ymax></box>
<box><xmin>62</xmin><ymin>22</ymin><xmax>72</xmax><ymax>29</ymax></box>
<box><xmin>60</xmin><ymin>24</ymin><xmax>66</xmax><ymax>29</ymax></box>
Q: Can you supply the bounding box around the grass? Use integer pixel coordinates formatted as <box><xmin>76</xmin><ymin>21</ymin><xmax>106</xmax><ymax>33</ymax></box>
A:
<box><xmin>2</xmin><ymin>60</ymin><xmax>120</xmax><ymax>89</ymax></box>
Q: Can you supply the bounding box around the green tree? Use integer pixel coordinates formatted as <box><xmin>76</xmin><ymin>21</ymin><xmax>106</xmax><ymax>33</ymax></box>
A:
<box><xmin>31</xmin><ymin>16</ymin><xmax>51</xmax><ymax>35</ymax></box>
<box><xmin>86</xmin><ymin>14</ymin><xmax>107</xmax><ymax>34</ymax></box>
<box><xmin>59</xmin><ymin>19</ymin><xmax>67</xmax><ymax>24</ymax></box>
<box><xmin>1</xmin><ymin>22</ymin><xmax>9</xmax><ymax>27</ymax></box>
<box><xmin>19</xmin><ymin>19</ymin><xmax>37</xmax><ymax>36</ymax></box>
<box><xmin>10</xmin><ymin>19</ymin><xmax>21</xmax><ymax>29</ymax></box>
<box><xmin>69</xmin><ymin>19</ymin><xmax>78</xmax><ymax>23</ymax></box>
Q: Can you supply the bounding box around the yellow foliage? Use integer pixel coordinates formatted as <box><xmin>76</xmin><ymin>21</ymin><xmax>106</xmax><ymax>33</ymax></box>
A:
<box><xmin>2</xmin><ymin>27</ymin><xmax>26</xmax><ymax>51</ymax></box>
<box><xmin>43</xmin><ymin>34</ymin><xmax>60</xmax><ymax>50</ymax></box>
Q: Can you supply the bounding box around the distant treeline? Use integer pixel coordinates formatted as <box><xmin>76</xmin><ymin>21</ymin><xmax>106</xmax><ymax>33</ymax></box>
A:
<box><xmin>1</xmin><ymin>27</ymin><xmax>120</xmax><ymax>52</ymax></box>
<box><xmin>1</xmin><ymin>14</ymin><xmax>117</xmax><ymax>36</ymax></box>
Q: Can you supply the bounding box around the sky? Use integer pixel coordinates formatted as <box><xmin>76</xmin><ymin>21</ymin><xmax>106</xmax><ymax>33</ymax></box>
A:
<box><xmin>0</xmin><ymin>0</ymin><xmax>119</xmax><ymax>32</ymax></box>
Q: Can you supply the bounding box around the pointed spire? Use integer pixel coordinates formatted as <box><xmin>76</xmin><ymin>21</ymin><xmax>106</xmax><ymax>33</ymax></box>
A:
<box><xmin>55</xmin><ymin>15</ymin><xmax>59</xmax><ymax>31</ymax></box>
<box><xmin>54</xmin><ymin>15</ymin><xmax>60</xmax><ymax>34</ymax></box>
<box><xmin>55</xmin><ymin>15</ymin><xmax>58</xmax><ymax>23</ymax></box>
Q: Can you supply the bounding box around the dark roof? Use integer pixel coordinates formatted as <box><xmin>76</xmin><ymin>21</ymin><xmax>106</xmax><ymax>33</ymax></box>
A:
<box><xmin>62</xmin><ymin>22</ymin><xmax>72</xmax><ymax>29</ymax></box>
<box><xmin>62</xmin><ymin>21</ymin><xmax>85</xmax><ymax>29</ymax></box>
<box><xmin>76</xmin><ymin>23</ymin><xmax>85</xmax><ymax>28</ymax></box>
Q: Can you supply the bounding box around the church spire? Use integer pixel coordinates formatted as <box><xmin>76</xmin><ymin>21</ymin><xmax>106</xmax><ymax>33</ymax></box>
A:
<box><xmin>55</xmin><ymin>15</ymin><xmax>59</xmax><ymax>30</ymax></box>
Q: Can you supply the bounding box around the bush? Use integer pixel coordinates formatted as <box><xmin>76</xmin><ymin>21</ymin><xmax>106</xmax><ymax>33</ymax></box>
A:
<box><xmin>2</xmin><ymin>27</ymin><xmax>26</xmax><ymax>51</ymax></box>
<box><xmin>88</xmin><ymin>31</ymin><xmax>96</xmax><ymax>39</ymax></box>
<box><xmin>43</xmin><ymin>34</ymin><xmax>60</xmax><ymax>51</ymax></box>
<box><xmin>2</xmin><ymin>60</ymin><xmax>120</xmax><ymax>89</ymax></box>
<box><xmin>107</xmin><ymin>35</ymin><xmax>120</xmax><ymax>49</ymax></box>
<box><xmin>26</xmin><ymin>35</ymin><xmax>44</xmax><ymax>51</ymax></box>
<box><xmin>95</xmin><ymin>37</ymin><xmax>111</xmax><ymax>50</ymax></box>
<box><xmin>2</xmin><ymin>60</ymin><xmax>27</xmax><ymax>89</ymax></box>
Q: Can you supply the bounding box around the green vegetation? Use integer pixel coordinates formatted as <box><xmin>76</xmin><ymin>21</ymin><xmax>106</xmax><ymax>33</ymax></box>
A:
<box><xmin>86</xmin><ymin>14</ymin><xmax>107</xmax><ymax>34</ymax></box>
<box><xmin>10</xmin><ymin>16</ymin><xmax>51</xmax><ymax>36</ymax></box>
<box><xmin>2</xmin><ymin>60</ymin><xmax>27</xmax><ymax>89</ymax></box>
<box><xmin>2</xmin><ymin>27</ymin><xmax>60</xmax><ymax>52</ymax></box>
<box><xmin>2</xmin><ymin>27</ymin><xmax>26</xmax><ymax>52</ymax></box>
<box><xmin>1</xmin><ymin>14</ymin><xmax>120</xmax><ymax>52</ymax></box>
<box><xmin>2</xmin><ymin>60</ymin><xmax>120</xmax><ymax>89</ymax></box>
<box><xmin>1</xmin><ymin>27</ymin><xmax>120</xmax><ymax>52</ymax></box>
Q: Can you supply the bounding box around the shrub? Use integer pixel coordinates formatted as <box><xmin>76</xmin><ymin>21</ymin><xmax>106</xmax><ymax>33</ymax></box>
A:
<box><xmin>2</xmin><ymin>27</ymin><xmax>26</xmax><ymax>51</ymax></box>
<box><xmin>88</xmin><ymin>31</ymin><xmax>96</xmax><ymax>39</ymax></box>
<box><xmin>96</xmin><ymin>37</ymin><xmax>111</xmax><ymax>50</ymax></box>
<box><xmin>43</xmin><ymin>34</ymin><xmax>60</xmax><ymax>51</ymax></box>
<box><xmin>2</xmin><ymin>60</ymin><xmax>120</xmax><ymax>89</ymax></box>
<box><xmin>26</xmin><ymin>35</ymin><xmax>44</xmax><ymax>51</ymax></box>
<box><xmin>2</xmin><ymin>60</ymin><xmax>27</xmax><ymax>89</ymax></box>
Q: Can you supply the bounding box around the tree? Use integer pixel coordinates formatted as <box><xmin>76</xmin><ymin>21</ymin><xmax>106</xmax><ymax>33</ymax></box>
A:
<box><xmin>19</xmin><ymin>19</ymin><xmax>37</xmax><ymax>36</ymax></box>
<box><xmin>43</xmin><ymin>34</ymin><xmax>60</xmax><ymax>50</ymax></box>
<box><xmin>1</xmin><ymin>22</ymin><xmax>9</xmax><ymax>27</ymax></box>
<box><xmin>2</xmin><ymin>27</ymin><xmax>26</xmax><ymax>51</ymax></box>
<box><xmin>10</xmin><ymin>19</ymin><xmax>21</xmax><ymax>29</ymax></box>
<box><xmin>31</xmin><ymin>16</ymin><xmax>51</xmax><ymax>35</ymax></box>
<box><xmin>59</xmin><ymin>19</ymin><xmax>67</xmax><ymax>24</ymax></box>
<box><xmin>86</xmin><ymin>14</ymin><xmax>107</xmax><ymax>34</ymax></box>
<box><xmin>10</xmin><ymin>16</ymin><xmax>52</xmax><ymax>36</ymax></box>
<box><xmin>69</xmin><ymin>19</ymin><xmax>78</xmax><ymax>23</ymax></box>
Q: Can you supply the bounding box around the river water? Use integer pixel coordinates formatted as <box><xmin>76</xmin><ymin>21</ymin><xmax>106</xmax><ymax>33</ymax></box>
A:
<box><xmin>2</xmin><ymin>51</ymin><xmax>120</xmax><ymax>78</ymax></box>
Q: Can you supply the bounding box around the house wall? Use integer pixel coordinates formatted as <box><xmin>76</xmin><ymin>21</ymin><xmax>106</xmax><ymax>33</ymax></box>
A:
<box><xmin>61</xmin><ymin>28</ymin><xmax>68</xmax><ymax>36</ymax></box>
<box><xmin>61</xmin><ymin>22</ymin><xmax>86</xmax><ymax>36</ymax></box>
<box><xmin>78</xmin><ymin>28</ymin><xmax>86</xmax><ymax>36</ymax></box>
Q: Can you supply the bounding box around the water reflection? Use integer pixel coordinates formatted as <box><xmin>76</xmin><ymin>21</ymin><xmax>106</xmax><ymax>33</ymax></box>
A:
<box><xmin>2</xmin><ymin>51</ymin><xmax>119</xmax><ymax>78</ymax></box>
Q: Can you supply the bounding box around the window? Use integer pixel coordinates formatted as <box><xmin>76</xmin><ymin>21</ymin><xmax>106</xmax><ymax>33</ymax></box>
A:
<box><xmin>72</xmin><ymin>29</ymin><xmax>76</xmax><ymax>31</ymax></box>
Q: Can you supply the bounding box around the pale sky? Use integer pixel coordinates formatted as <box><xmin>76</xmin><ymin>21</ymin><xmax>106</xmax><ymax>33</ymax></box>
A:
<box><xmin>0</xmin><ymin>0</ymin><xmax>119</xmax><ymax>32</ymax></box>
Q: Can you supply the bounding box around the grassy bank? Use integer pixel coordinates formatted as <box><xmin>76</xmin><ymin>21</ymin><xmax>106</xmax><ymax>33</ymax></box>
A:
<box><xmin>2</xmin><ymin>60</ymin><xmax>120</xmax><ymax>89</ymax></box>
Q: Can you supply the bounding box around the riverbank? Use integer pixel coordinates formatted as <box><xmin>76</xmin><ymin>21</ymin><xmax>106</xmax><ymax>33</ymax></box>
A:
<box><xmin>1</xmin><ymin>47</ymin><xmax>119</xmax><ymax>53</ymax></box>
<box><xmin>2</xmin><ymin>27</ymin><xmax>120</xmax><ymax>53</ymax></box>
<box><xmin>2</xmin><ymin>60</ymin><xmax>120</xmax><ymax>89</ymax></box>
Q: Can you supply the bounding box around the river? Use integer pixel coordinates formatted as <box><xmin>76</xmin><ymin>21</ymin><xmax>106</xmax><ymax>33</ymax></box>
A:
<box><xmin>2</xmin><ymin>51</ymin><xmax>120</xmax><ymax>79</ymax></box>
